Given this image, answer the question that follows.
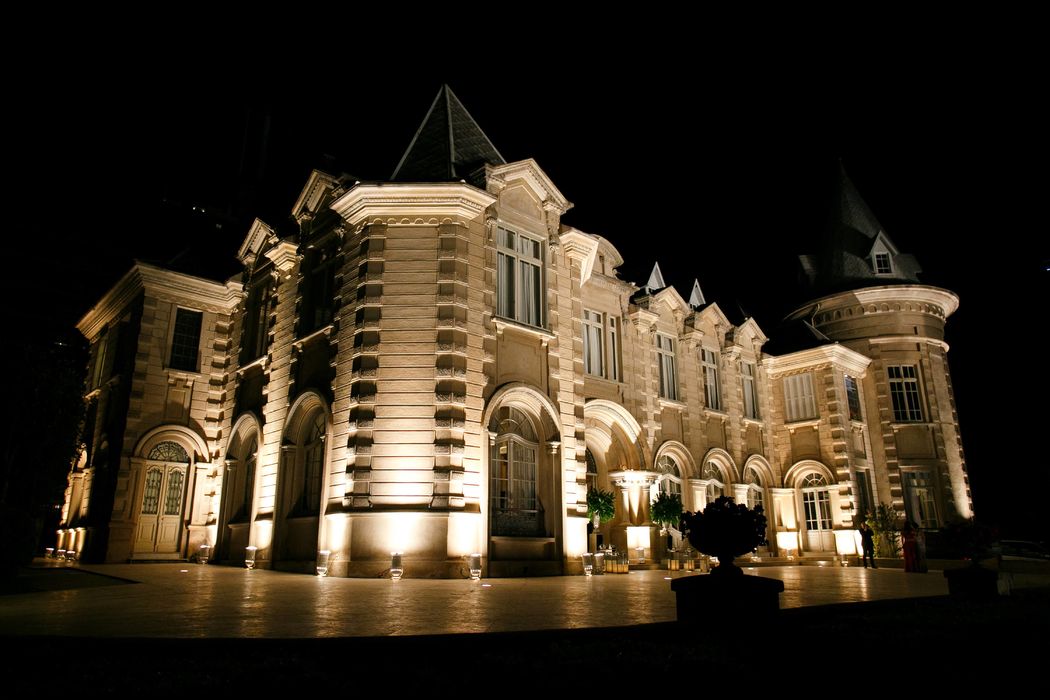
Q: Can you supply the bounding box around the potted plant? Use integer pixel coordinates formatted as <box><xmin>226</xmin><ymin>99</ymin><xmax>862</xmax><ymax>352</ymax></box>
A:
<box><xmin>866</xmin><ymin>503</ymin><xmax>901</xmax><ymax>559</ymax></box>
<box><xmin>671</xmin><ymin>496</ymin><xmax>784</xmax><ymax>622</ymax></box>
<box><xmin>650</xmin><ymin>492</ymin><xmax>683</xmax><ymax>533</ymax></box>
<box><xmin>586</xmin><ymin>488</ymin><xmax>616</xmax><ymax>529</ymax></box>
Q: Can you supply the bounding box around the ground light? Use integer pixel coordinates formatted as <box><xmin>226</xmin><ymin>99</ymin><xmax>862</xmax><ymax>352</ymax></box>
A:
<box><xmin>390</xmin><ymin>552</ymin><xmax>403</xmax><ymax>580</ymax></box>
<box><xmin>469</xmin><ymin>553</ymin><xmax>482</xmax><ymax>580</ymax></box>
<box><xmin>316</xmin><ymin>550</ymin><xmax>331</xmax><ymax>576</ymax></box>
<box><xmin>245</xmin><ymin>546</ymin><xmax>257</xmax><ymax>570</ymax></box>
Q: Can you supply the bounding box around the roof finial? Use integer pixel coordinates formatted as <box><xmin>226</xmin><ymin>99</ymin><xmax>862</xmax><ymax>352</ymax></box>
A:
<box><xmin>688</xmin><ymin>278</ymin><xmax>706</xmax><ymax>308</ymax></box>
<box><xmin>644</xmin><ymin>262</ymin><xmax>666</xmax><ymax>293</ymax></box>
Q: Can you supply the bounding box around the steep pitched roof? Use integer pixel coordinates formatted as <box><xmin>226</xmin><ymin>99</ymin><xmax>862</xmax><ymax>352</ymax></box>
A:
<box><xmin>799</xmin><ymin>163</ymin><xmax>921</xmax><ymax>293</ymax></box>
<box><xmin>392</xmin><ymin>85</ymin><xmax>506</xmax><ymax>181</ymax></box>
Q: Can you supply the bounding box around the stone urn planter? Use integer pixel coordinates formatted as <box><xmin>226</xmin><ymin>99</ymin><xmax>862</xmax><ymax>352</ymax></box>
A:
<box><xmin>675</xmin><ymin>497</ymin><xmax>783</xmax><ymax>622</ymax></box>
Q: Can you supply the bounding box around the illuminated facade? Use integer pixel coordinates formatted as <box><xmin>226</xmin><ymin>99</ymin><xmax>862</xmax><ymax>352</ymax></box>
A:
<box><xmin>58</xmin><ymin>87</ymin><xmax>971</xmax><ymax>576</ymax></box>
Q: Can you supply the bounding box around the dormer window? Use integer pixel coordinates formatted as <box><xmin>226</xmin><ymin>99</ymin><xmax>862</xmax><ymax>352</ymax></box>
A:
<box><xmin>874</xmin><ymin>252</ymin><xmax>892</xmax><ymax>275</ymax></box>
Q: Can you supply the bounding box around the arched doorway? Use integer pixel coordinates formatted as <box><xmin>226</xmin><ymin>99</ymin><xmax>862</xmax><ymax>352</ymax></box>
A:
<box><xmin>217</xmin><ymin>414</ymin><xmax>260</xmax><ymax>563</ymax></box>
<box><xmin>483</xmin><ymin>384</ymin><xmax>565</xmax><ymax>575</ymax></box>
<box><xmin>273</xmin><ymin>392</ymin><xmax>330</xmax><ymax>569</ymax></box>
<box><xmin>133</xmin><ymin>440</ymin><xmax>192</xmax><ymax>556</ymax></box>
<box><xmin>800</xmin><ymin>473</ymin><xmax>834</xmax><ymax>552</ymax></box>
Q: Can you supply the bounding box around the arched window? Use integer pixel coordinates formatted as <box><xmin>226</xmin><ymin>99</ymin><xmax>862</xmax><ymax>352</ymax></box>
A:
<box><xmin>148</xmin><ymin>441</ymin><xmax>189</xmax><ymax>463</ymax></box>
<box><xmin>655</xmin><ymin>455</ymin><xmax>682</xmax><ymax>496</ymax></box>
<box><xmin>801</xmin><ymin>472</ymin><xmax>833</xmax><ymax>551</ymax></box>
<box><xmin>300</xmin><ymin>412</ymin><xmax>325</xmax><ymax>514</ymax></box>
<box><xmin>745</xmin><ymin>467</ymin><xmax>764</xmax><ymax>510</ymax></box>
<box><xmin>490</xmin><ymin>407</ymin><xmax>542</xmax><ymax>536</ymax></box>
<box><xmin>585</xmin><ymin>449</ymin><xmax>599</xmax><ymax>493</ymax></box>
<box><xmin>242</xmin><ymin>436</ymin><xmax>258</xmax><ymax>517</ymax></box>
<box><xmin>703</xmin><ymin>462</ymin><xmax>725</xmax><ymax>504</ymax></box>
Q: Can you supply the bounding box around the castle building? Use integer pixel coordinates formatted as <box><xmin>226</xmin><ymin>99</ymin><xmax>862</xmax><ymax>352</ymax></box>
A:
<box><xmin>58</xmin><ymin>87</ymin><xmax>971</xmax><ymax>576</ymax></box>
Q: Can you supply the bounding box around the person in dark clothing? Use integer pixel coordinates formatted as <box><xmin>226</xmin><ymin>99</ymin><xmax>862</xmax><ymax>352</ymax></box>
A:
<box><xmin>859</xmin><ymin>521</ymin><xmax>877</xmax><ymax>568</ymax></box>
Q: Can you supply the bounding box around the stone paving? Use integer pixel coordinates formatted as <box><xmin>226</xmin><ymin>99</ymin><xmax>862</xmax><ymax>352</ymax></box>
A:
<box><xmin>0</xmin><ymin>562</ymin><xmax>951</xmax><ymax>638</ymax></box>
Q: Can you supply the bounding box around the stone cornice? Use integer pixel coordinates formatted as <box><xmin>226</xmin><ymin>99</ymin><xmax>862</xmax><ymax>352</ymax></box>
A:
<box><xmin>788</xmin><ymin>285</ymin><xmax>960</xmax><ymax>322</ymax></box>
<box><xmin>764</xmin><ymin>343</ymin><xmax>872</xmax><ymax>377</ymax></box>
<box><xmin>291</xmin><ymin>169</ymin><xmax>339</xmax><ymax>222</ymax></box>
<box><xmin>485</xmin><ymin>159</ymin><xmax>572</xmax><ymax>215</ymax></box>
<box><xmin>628</xmin><ymin>307</ymin><xmax>659</xmax><ymax>332</ymax></box>
<box><xmin>330</xmin><ymin>183</ymin><xmax>497</xmax><ymax>226</ymax></box>
<box><xmin>264</xmin><ymin>240</ymin><xmax>299</xmax><ymax>275</ymax></box>
<box><xmin>560</xmin><ymin>229</ymin><xmax>600</xmax><ymax>268</ymax></box>
<box><xmin>77</xmin><ymin>263</ymin><xmax>241</xmax><ymax>339</ymax></box>
<box><xmin>868</xmin><ymin>336</ymin><xmax>951</xmax><ymax>352</ymax></box>
<box><xmin>237</xmin><ymin>218</ymin><xmax>276</xmax><ymax>266</ymax></box>
<box><xmin>584</xmin><ymin>272</ymin><xmax>636</xmax><ymax>295</ymax></box>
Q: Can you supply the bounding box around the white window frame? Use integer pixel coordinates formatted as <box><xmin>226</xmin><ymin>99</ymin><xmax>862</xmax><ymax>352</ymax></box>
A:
<box><xmin>701</xmin><ymin>348</ymin><xmax>722</xmax><ymax>411</ymax></box>
<box><xmin>844</xmin><ymin>374</ymin><xmax>863</xmax><ymax>422</ymax></box>
<box><xmin>745</xmin><ymin>467</ymin><xmax>764</xmax><ymax>511</ymax></box>
<box><xmin>888</xmin><ymin>365</ymin><xmax>924</xmax><ymax>422</ymax></box>
<box><xmin>496</xmin><ymin>226</ymin><xmax>545</xmax><ymax>328</ymax></box>
<box><xmin>608</xmin><ymin>315</ymin><xmax>621</xmax><ymax>382</ymax></box>
<box><xmin>656</xmin><ymin>333</ymin><xmax>678</xmax><ymax>401</ymax></box>
<box><xmin>783</xmin><ymin>373</ymin><xmax>817</xmax><ymax>422</ymax></box>
<box><xmin>741</xmin><ymin>360</ymin><xmax>759</xmax><ymax>420</ymax></box>
<box><xmin>873</xmin><ymin>251</ymin><xmax>893</xmax><ymax>275</ymax></box>
<box><xmin>654</xmin><ymin>455</ymin><xmax>682</xmax><ymax>497</ymax></box>
<box><xmin>583</xmin><ymin>309</ymin><xmax>604</xmax><ymax>377</ymax></box>
<box><xmin>902</xmin><ymin>469</ymin><xmax>939</xmax><ymax>529</ymax></box>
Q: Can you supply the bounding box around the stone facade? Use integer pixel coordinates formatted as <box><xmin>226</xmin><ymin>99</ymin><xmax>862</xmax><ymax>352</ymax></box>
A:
<box><xmin>58</xmin><ymin>90</ymin><xmax>971</xmax><ymax>576</ymax></box>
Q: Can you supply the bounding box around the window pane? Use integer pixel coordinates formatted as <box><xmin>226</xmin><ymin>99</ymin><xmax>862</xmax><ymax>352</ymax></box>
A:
<box><xmin>163</xmin><ymin>469</ymin><xmax>185</xmax><ymax>516</ymax></box>
<box><xmin>169</xmin><ymin>309</ymin><xmax>203</xmax><ymax>371</ymax></box>
<box><xmin>142</xmin><ymin>469</ymin><xmax>162</xmax><ymax>515</ymax></box>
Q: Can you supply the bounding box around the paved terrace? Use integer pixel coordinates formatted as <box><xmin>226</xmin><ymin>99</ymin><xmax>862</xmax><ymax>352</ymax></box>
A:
<box><xmin>1</xmin><ymin>562</ymin><xmax>951</xmax><ymax>638</ymax></box>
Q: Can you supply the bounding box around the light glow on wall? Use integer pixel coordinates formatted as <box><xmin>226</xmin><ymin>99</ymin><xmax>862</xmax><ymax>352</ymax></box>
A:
<box><xmin>254</xmin><ymin>519</ymin><xmax>273</xmax><ymax>553</ymax></box>
<box><xmin>447</xmin><ymin>512</ymin><xmax>480</xmax><ymax>557</ymax></box>
<box><xmin>776</xmin><ymin>531</ymin><xmax>798</xmax><ymax>554</ymax></box>
<box><xmin>565</xmin><ymin>515</ymin><xmax>588</xmax><ymax>557</ymax></box>
<box><xmin>626</xmin><ymin>525</ymin><xmax>651</xmax><ymax>551</ymax></box>
<box><xmin>382</xmin><ymin>512</ymin><xmax>424</xmax><ymax>554</ymax></box>
<box><xmin>835</xmin><ymin>529</ymin><xmax>858</xmax><ymax>556</ymax></box>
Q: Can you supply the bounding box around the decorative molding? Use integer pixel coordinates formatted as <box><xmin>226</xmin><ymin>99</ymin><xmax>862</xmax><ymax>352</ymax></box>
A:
<box><xmin>331</xmin><ymin>183</ymin><xmax>496</xmax><ymax>226</ymax></box>
<box><xmin>764</xmin><ymin>344</ymin><xmax>872</xmax><ymax>377</ymax></box>
<box><xmin>485</xmin><ymin>159</ymin><xmax>572</xmax><ymax>215</ymax></box>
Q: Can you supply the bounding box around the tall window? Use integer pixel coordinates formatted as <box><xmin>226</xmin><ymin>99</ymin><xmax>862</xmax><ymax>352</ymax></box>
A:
<box><xmin>745</xmin><ymin>467</ymin><xmax>764</xmax><ymax>510</ymax></box>
<box><xmin>741</xmin><ymin>361</ymin><xmax>759</xmax><ymax>419</ymax></box>
<box><xmin>496</xmin><ymin>226</ymin><xmax>544</xmax><ymax>327</ymax></box>
<box><xmin>902</xmin><ymin>470</ymin><xmax>938</xmax><ymax>528</ymax></box>
<box><xmin>655</xmin><ymin>455</ymin><xmax>682</xmax><ymax>496</ymax></box>
<box><xmin>583</xmin><ymin>309</ymin><xmax>604</xmax><ymax>377</ymax></box>
<box><xmin>783</xmin><ymin>373</ymin><xmax>817</xmax><ymax>422</ymax></box>
<box><xmin>844</xmin><ymin>375</ymin><xmax>863</xmax><ymax>421</ymax></box>
<box><xmin>583</xmin><ymin>310</ymin><xmax>622</xmax><ymax>382</ymax></box>
<box><xmin>169</xmin><ymin>309</ymin><xmax>203</xmax><ymax>372</ymax></box>
<box><xmin>854</xmin><ymin>469</ymin><xmax>874</xmax><ymax>518</ymax></box>
<box><xmin>300</xmin><ymin>247</ymin><xmax>337</xmax><ymax>335</ymax></box>
<box><xmin>242</xmin><ymin>281</ymin><xmax>272</xmax><ymax>363</ymax></box>
<box><xmin>301</xmin><ymin>413</ymin><xmax>325</xmax><ymax>514</ymax></box>
<box><xmin>608</xmin><ymin>316</ymin><xmax>620</xmax><ymax>382</ymax></box>
<box><xmin>656</xmin><ymin>334</ymin><xmax>678</xmax><ymax>400</ymax></box>
<box><xmin>888</xmin><ymin>365</ymin><xmax>924</xmax><ymax>422</ymax></box>
<box><xmin>801</xmin><ymin>473</ymin><xmax>831</xmax><ymax>530</ymax></box>
<box><xmin>701</xmin><ymin>349</ymin><xmax>722</xmax><ymax>411</ymax></box>
<box><xmin>490</xmin><ymin>407</ymin><xmax>542</xmax><ymax>537</ymax></box>
<box><xmin>874</xmin><ymin>252</ymin><xmax>892</xmax><ymax>274</ymax></box>
<box><xmin>585</xmin><ymin>449</ymin><xmax>599</xmax><ymax>493</ymax></box>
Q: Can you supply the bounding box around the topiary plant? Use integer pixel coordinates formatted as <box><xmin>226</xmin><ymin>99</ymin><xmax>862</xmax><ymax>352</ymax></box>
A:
<box><xmin>866</xmin><ymin>503</ymin><xmax>901</xmax><ymax>558</ymax></box>
<box><xmin>682</xmin><ymin>496</ymin><xmax>766</xmax><ymax>577</ymax></box>
<box><xmin>586</xmin><ymin>488</ymin><xmax>616</xmax><ymax>526</ymax></box>
<box><xmin>650</xmin><ymin>492</ymin><xmax>683</xmax><ymax>531</ymax></box>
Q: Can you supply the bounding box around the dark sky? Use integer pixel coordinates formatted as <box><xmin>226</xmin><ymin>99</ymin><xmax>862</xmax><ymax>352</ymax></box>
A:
<box><xmin>7</xmin><ymin>35</ymin><xmax>1047</xmax><ymax>535</ymax></box>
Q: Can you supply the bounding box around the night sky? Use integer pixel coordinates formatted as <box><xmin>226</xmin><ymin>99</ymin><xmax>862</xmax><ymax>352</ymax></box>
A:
<box><xmin>7</xmin><ymin>38</ymin><xmax>1047</xmax><ymax>537</ymax></box>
